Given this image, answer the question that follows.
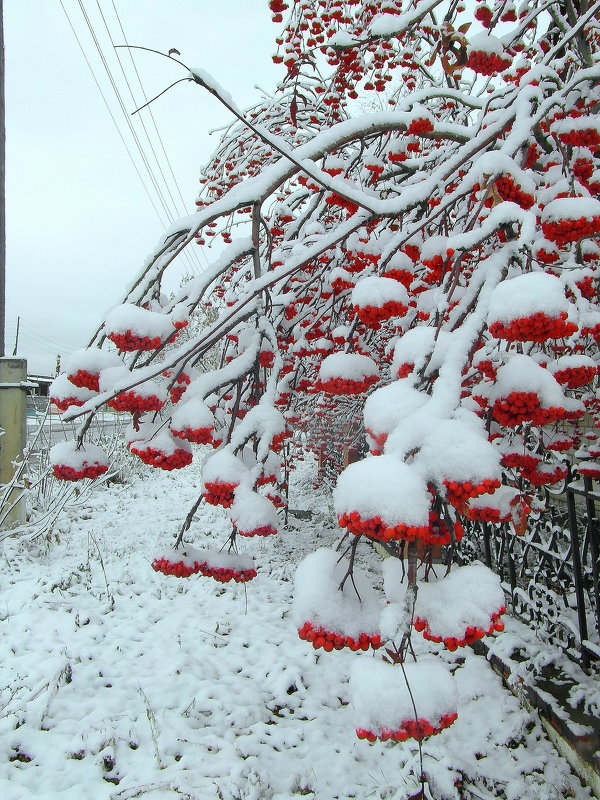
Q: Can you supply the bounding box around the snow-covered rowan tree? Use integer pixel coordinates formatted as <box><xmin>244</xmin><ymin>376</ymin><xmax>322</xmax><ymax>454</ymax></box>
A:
<box><xmin>51</xmin><ymin>0</ymin><xmax>599</xmax><ymax>780</ymax></box>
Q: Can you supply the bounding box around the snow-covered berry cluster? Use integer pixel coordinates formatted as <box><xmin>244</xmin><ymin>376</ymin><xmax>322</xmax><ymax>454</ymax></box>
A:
<box><xmin>129</xmin><ymin>444</ymin><xmax>193</xmax><ymax>471</ymax></box>
<box><xmin>203</xmin><ymin>481</ymin><xmax>239</xmax><ymax>507</ymax></box>
<box><xmin>356</xmin><ymin>712</ymin><xmax>458</xmax><ymax>743</ymax></box>
<box><xmin>414</xmin><ymin>608</ymin><xmax>505</xmax><ymax>650</ymax></box>
<box><xmin>108</xmin><ymin>391</ymin><xmax>165</xmax><ymax>413</ymax></box>
<box><xmin>488</xmin><ymin>312</ymin><xmax>577</xmax><ymax>343</ymax></box>
<box><xmin>297</xmin><ymin>621</ymin><xmax>382</xmax><ymax>652</ymax></box>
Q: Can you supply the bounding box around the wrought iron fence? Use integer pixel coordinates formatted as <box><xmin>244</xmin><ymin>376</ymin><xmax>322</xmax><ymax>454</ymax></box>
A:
<box><xmin>460</xmin><ymin>469</ymin><xmax>600</xmax><ymax>670</ymax></box>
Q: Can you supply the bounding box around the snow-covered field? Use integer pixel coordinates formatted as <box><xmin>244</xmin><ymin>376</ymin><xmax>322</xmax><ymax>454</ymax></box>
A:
<box><xmin>0</xmin><ymin>457</ymin><xmax>592</xmax><ymax>800</ymax></box>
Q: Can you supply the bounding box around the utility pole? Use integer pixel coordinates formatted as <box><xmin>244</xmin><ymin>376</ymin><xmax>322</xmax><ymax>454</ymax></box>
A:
<box><xmin>11</xmin><ymin>315</ymin><xmax>19</xmax><ymax>355</ymax></box>
<box><xmin>0</xmin><ymin>0</ymin><xmax>5</xmax><ymax>358</ymax></box>
<box><xmin>0</xmin><ymin>7</ymin><xmax>27</xmax><ymax>528</ymax></box>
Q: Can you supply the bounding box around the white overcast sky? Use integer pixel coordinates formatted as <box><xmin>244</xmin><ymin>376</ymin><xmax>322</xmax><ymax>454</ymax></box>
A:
<box><xmin>5</xmin><ymin>0</ymin><xmax>279</xmax><ymax>375</ymax></box>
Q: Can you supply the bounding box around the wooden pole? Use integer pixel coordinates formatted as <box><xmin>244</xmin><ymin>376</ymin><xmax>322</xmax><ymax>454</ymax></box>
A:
<box><xmin>0</xmin><ymin>357</ymin><xmax>27</xmax><ymax>527</ymax></box>
<box><xmin>0</xmin><ymin>0</ymin><xmax>5</xmax><ymax>358</ymax></box>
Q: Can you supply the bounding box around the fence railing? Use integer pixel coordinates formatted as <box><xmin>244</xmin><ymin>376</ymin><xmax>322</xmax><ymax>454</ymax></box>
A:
<box><xmin>461</xmin><ymin>469</ymin><xmax>599</xmax><ymax>670</ymax></box>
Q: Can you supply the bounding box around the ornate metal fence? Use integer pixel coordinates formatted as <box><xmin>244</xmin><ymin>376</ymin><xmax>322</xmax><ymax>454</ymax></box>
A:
<box><xmin>461</xmin><ymin>470</ymin><xmax>600</xmax><ymax>670</ymax></box>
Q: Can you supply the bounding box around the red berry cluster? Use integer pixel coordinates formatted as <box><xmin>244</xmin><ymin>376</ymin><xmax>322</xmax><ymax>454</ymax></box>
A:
<box><xmin>425</xmin><ymin>511</ymin><xmax>465</xmax><ymax>545</ymax></box>
<box><xmin>524</xmin><ymin>143</ymin><xmax>540</xmax><ymax>169</ymax></box>
<box><xmin>414</xmin><ymin>607</ymin><xmax>505</xmax><ymax>651</ymax></box>
<box><xmin>396</xmin><ymin>362</ymin><xmax>414</xmax><ymax>378</ymax></box>
<box><xmin>68</xmin><ymin>369</ymin><xmax>100</xmax><ymax>391</ymax></box>
<box><xmin>169</xmin><ymin>374</ymin><xmax>191</xmax><ymax>404</ymax></box>
<box><xmin>422</xmin><ymin>254</ymin><xmax>446</xmax><ymax>283</ymax></box>
<box><xmin>488</xmin><ymin>312</ymin><xmax>577</xmax><ymax>343</ymax></box>
<box><xmin>52</xmin><ymin>463</ymin><xmax>108</xmax><ymax>482</ymax></box>
<box><xmin>269</xmin><ymin>0</ymin><xmax>287</xmax><ymax>22</ymax></box>
<box><xmin>573</xmin><ymin>157</ymin><xmax>594</xmax><ymax>184</ymax></box>
<box><xmin>366</xmin><ymin>428</ymin><xmax>387</xmax><ymax>455</ymax></box>
<box><xmin>331</xmin><ymin>274</ymin><xmax>355</xmax><ymax>292</ymax></box>
<box><xmin>259</xmin><ymin>350</ymin><xmax>275</xmax><ymax>368</ymax></box>
<box><xmin>474</xmin><ymin>5</ymin><xmax>493</xmax><ymax>27</ymax></box>
<box><xmin>256</xmin><ymin>473</ymin><xmax>277</xmax><ymax>486</ymax></box>
<box><xmin>337</xmin><ymin>511</ymin><xmax>429</xmax><ymax>542</ymax></box>
<box><xmin>535</xmin><ymin>246</ymin><xmax>559</xmax><ymax>264</ymax></box>
<box><xmin>575</xmin><ymin>274</ymin><xmax>597</xmax><ymax>299</ymax></box>
<box><xmin>407</xmin><ymin>117</ymin><xmax>434</xmax><ymax>135</ymax></box>
<box><xmin>578</xmin><ymin>463</ymin><xmax>600</xmax><ymax>479</ymax></box>
<box><xmin>443</xmin><ymin>477</ymin><xmax>501</xmax><ymax>506</ymax></box>
<box><xmin>356</xmin><ymin>712</ymin><xmax>458</xmax><ymax>743</ymax></box>
<box><xmin>387</xmin><ymin>149</ymin><xmax>407</xmax><ymax>164</ymax></box>
<box><xmin>582</xmin><ymin>321</ymin><xmax>600</xmax><ymax>339</ymax></box>
<box><xmin>270</xmin><ymin>431</ymin><xmax>289</xmax><ymax>451</ymax></box>
<box><xmin>317</xmin><ymin>375</ymin><xmax>379</xmax><ymax>395</ymax></box>
<box><xmin>152</xmin><ymin>553</ymin><xmax>257</xmax><ymax>582</ymax></box>
<box><xmin>475</xmin><ymin>359</ymin><xmax>497</xmax><ymax>380</ymax></box>
<box><xmin>521</xmin><ymin>464</ymin><xmax>568</xmax><ymax>485</ymax></box>
<box><xmin>354</xmin><ymin>300</ymin><xmax>408</xmax><ymax>326</ymax></box>
<box><xmin>51</xmin><ymin>396</ymin><xmax>86</xmax><ymax>413</ymax></box>
<box><xmin>324</xmin><ymin>193</ymin><xmax>359</xmax><ymax>215</ymax></box>
<box><xmin>491</xmin><ymin>392</ymin><xmax>541</xmax><ymax>426</ymax></box>
<box><xmin>152</xmin><ymin>556</ymin><xmax>202</xmax><ymax>577</ymax></box>
<box><xmin>107</xmin><ymin>330</ymin><xmax>164</xmax><ymax>352</ymax></box>
<box><xmin>108</xmin><ymin>391</ymin><xmax>165</xmax><ymax>413</ymax></box>
<box><xmin>467</xmin><ymin>50</ymin><xmax>511</xmax><ymax>76</ymax></box>
<box><xmin>297</xmin><ymin>621</ymin><xmax>382</xmax><ymax>652</ymax></box>
<box><xmin>203</xmin><ymin>480</ymin><xmax>238</xmax><ymax>507</ymax></box>
<box><xmin>266</xmin><ymin>492</ymin><xmax>286</xmax><ymax>508</ymax></box>
<box><xmin>466</xmin><ymin>504</ymin><xmax>509</xmax><ymax>523</ymax></box>
<box><xmin>198</xmin><ymin>564</ymin><xmax>257</xmax><ymax>583</ymax></box>
<box><xmin>364</xmin><ymin>161</ymin><xmax>384</xmax><ymax>178</ymax></box>
<box><xmin>383</xmin><ymin>268</ymin><xmax>413</xmax><ymax>288</ymax></box>
<box><xmin>557</xmin><ymin>128</ymin><xmax>600</xmax><ymax>149</ymax></box>
<box><xmin>495</xmin><ymin>175</ymin><xmax>535</xmax><ymax>209</ymax></box>
<box><xmin>346</xmin><ymin>249</ymin><xmax>381</xmax><ymax>273</ymax></box>
<box><xmin>171</xmin><ymin>426</ymin><xmax>215</xmax><ymax>445</ymax></box>
<box><xmin>492</xmin><ymin>393</ymin><xmax>582</xmax><ymax>427</ymax></box>
<box><xmin>238</xmin><ymin>525</ymin><xmax>278</xmax><ymax>537</ymax></box>
<box><xmin>500</xmin><ymin>452</ymin><xmax>541</xmax><ymax>471</ymax></box>
<box><xmin>542</xmin><ymin>215</ymin><xmax>600</xmax><ymax>246</ymax></box>
<box><xmin>552</xmin><ymin>365</ymin><xmax>597</xmax><ymax>388</ymax></box>
<box><xmin>546</xmin><ymin>438</ymin><xmax>575</xmax><ymax>452</ymax></box>
<box><xmin>404</xmin><ymin>244</ymin><xmax>421</xmax><ymax>262</ymax></box>
<box><xmin>129</xmin><ymin>445</ymin><xmax>193</xmax><ymax>471</ymax></box>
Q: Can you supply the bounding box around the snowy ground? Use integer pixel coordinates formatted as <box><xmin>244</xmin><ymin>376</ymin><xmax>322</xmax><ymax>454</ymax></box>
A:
<box><xmin>0</xmin><ymin>455</ymin><xmax>593</xmax><ymax>800</ymax></box>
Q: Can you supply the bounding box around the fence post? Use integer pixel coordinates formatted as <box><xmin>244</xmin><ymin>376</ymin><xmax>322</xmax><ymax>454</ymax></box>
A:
<box><xmin>0</xmin><ymin>357</ymin><xmax>27</xmax><ymax>528</ymax></box>
<box><xmin>566</xmin><ymin>480</ymin><xmax>590</xmax><ymax>670</ymax></box>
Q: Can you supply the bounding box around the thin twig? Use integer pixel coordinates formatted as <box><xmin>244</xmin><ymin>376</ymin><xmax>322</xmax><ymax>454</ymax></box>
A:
<box><xmin>131</xmin><ymin>78</ymin><xmax>191</xmax><ymax>115</ymax></box>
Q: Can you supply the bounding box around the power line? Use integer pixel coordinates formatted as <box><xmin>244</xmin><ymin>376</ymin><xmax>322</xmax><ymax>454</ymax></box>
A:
<box><xmin>109</xmin><ymin>0</ymin><xmax>208</xmax><ymax>273</ymax></box>
<box><xmin>7</xmin><ymin>330</ymin><xmax>76</xmax><ymax>355</ymax></box>
<box><xmin>61</xmin><ymin>0</ymin><xmax>205</xmax><ymax>279</ymax></box>
<box><xmin>74</xmin><ymin>0</ymin><xmax>177</xmax><ymax>224</ymax></box>
<box><xmin>58</xmin><ymin>0</ymin><xmax>167</xmax><ymax>226</ymax></box>
<box><xmin>96</xmin><ymin>0</ymin><xmax>180</xmax><ymax>219</ymax></box>
<box><xmin>5</xmin><ymin>317</ymin><xmax>78</xmax><ymax>352</ymax></box>
<box><xmin>106</xmin><ymin>1</ymin><xmax>207</xmax><ymax>275</ymax></box>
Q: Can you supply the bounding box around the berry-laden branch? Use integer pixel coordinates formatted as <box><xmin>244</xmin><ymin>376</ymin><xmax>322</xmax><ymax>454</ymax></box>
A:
<box><xmin>47</xmin><ymin>1</ymin><xmax>600</xmax><ymax>783</ymax></box>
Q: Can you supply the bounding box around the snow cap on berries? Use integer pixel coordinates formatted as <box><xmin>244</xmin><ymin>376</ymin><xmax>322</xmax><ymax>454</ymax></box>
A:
<box><xmin>50</xmin><ymin>373</ymin><xmax>97</xmax><ymax>410</ymax></box>
<box><xmin>334</xmin><ymin>455</ymin><xmax>431</xmax><ymax>528</ymax></box>
<box><xmin>230</xmin><ymin>487</ymin><xmax>278</xmax><ymax>537</ymax></box>
<box><xmin>351</xmin><ymin>658</ymin><xmax>457</xmax><ymax>739</ymax></box>
<box><xmin>293</xmin><ymin>548</ymin><xmax>381</xmax><ymax>638</ymax></box>
<box><xmin>413</xmin><ymin>417</ymin><xmax>502</xmax><ymax>489</ymax></box>
<box><xmin>50</xmin><ymin>441</ymin><xmax>109</xmax><ymax>481</ymax></box>
<box><xmin>487</xmin><ymin>271</ymin><xmax>573</xmax><ymax>326</ymax></box>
